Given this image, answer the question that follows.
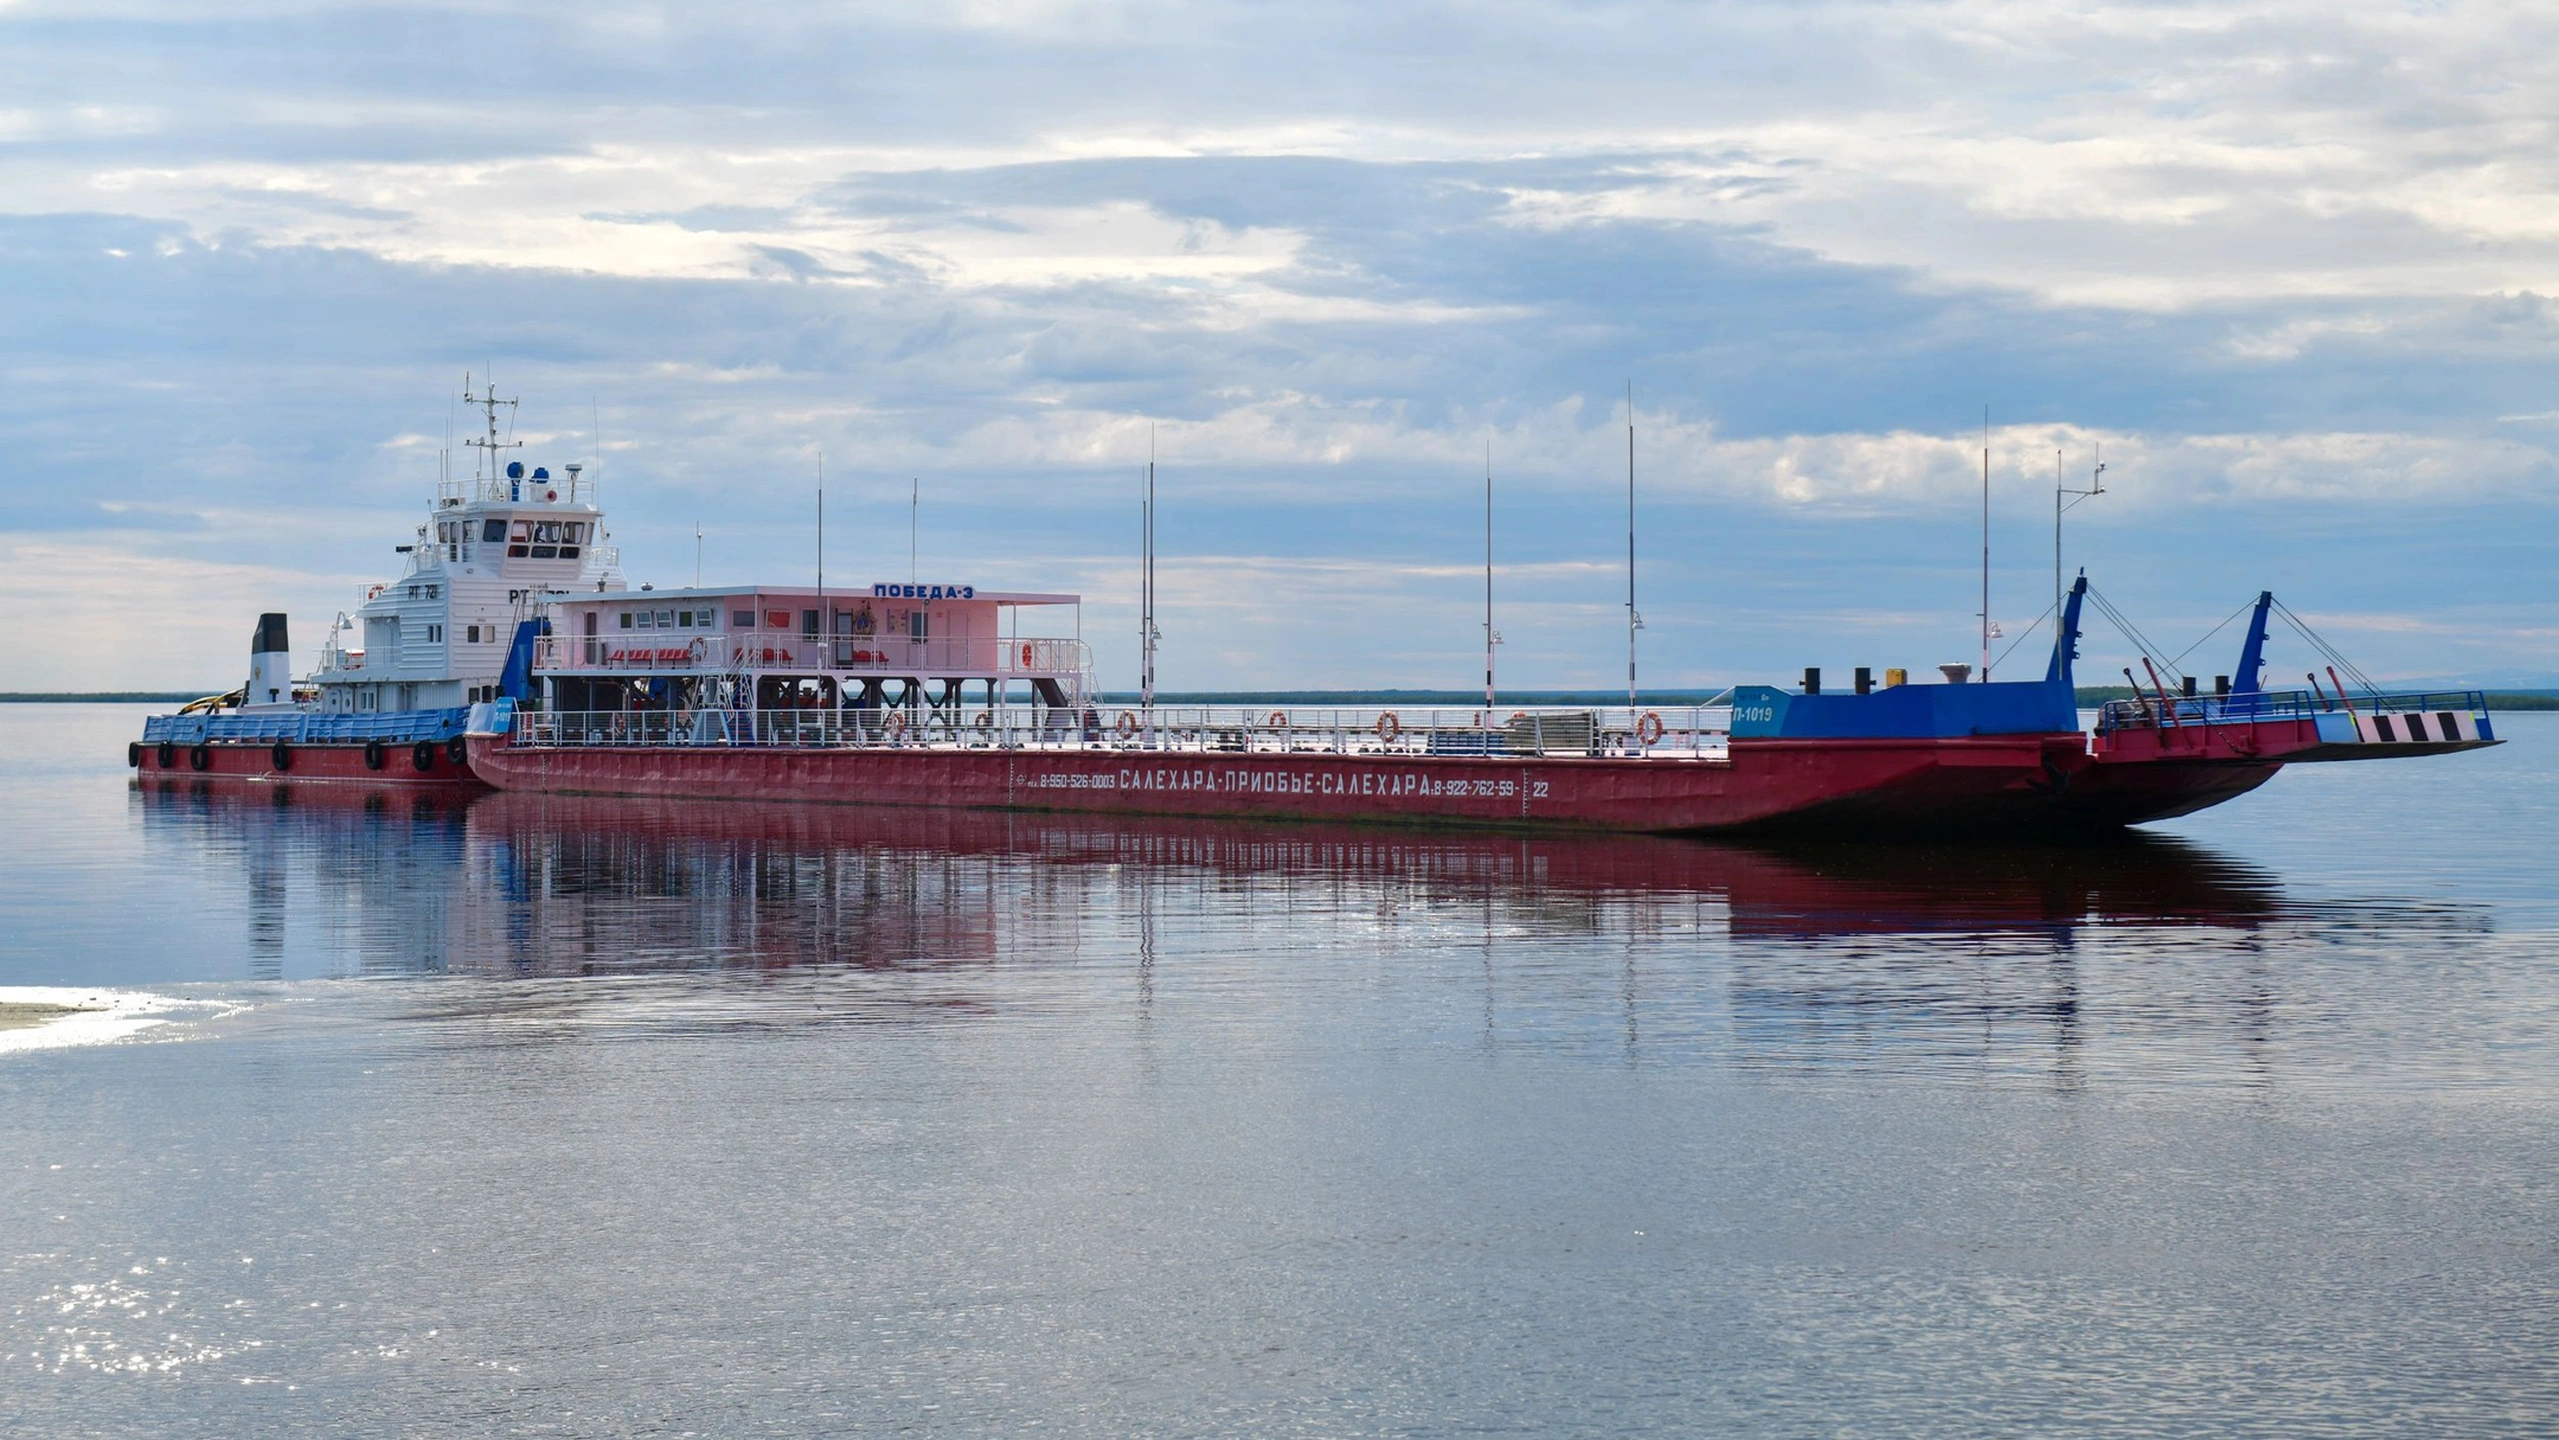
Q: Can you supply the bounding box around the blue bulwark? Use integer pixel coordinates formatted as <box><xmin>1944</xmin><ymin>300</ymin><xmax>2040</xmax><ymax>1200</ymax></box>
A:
<box><xmin>1732</xmin><ymin>576</ymin><xmax>2088</xmax><ymax>740</ymax></box>
<box><xmin>141</xmin><ymin>707</ymin><xmax>472</xmax><ymax>746</ymax></box>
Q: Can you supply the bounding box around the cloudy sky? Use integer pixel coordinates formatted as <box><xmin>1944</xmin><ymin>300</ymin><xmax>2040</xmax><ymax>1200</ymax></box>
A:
<box><xmin>6</xmin><ymin>0</ymin><xmax>2557</xmax><ymax>693</ymax></box>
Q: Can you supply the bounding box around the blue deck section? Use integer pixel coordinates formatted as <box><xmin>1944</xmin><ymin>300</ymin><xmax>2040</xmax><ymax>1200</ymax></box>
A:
<box><xmin>1732</xmin><ymin>575</ymin><xmax>2087</xmax><ymax>740</ymax></box>
<box><xmin>141</xmin><ymin>707</ymin><xmax>471</xmax><ymax>746</ymax></box>
<box><xmin>1729</xmin><ymin>676</ymin><xmax>2080</xmax><ymax>740</ymax></box>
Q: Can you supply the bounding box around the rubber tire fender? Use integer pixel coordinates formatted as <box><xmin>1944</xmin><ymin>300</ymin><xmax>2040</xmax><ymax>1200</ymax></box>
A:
<box><xmin>127</xmin><ymin>741</ymin><xmax>142</xmax><ymax>768</ymax></box>
<box><xmin>411</xmin><ymin>740</ymin><xmax>436</xmax><ymax>773</ymax></box>
<box><xmin>187</xmin><ymin>744</ymin><xmax>212</xmax><ymax>772</ymax></box>
<box><xmin>271</xmin><ymin>741</ymin><xmax>293</xmax><ymax>772</ymax></box>
<box><xmin>363</xmin><ymin>740</ymin><xmax>387</xmax><ymax>771</ymax></box>
<box><xmin>446</xmin><ymin>735</ymin><xmax>469</xmax><ymax>765</ymax></box>
<box><xmin>157</xmin><ymin>741</ymin><xmax>176</xmax><ymax>769</ymax></box>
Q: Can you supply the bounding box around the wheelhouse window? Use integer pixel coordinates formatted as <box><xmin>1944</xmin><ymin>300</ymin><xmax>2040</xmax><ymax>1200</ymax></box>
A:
<box><xmin>733</xmin><ymin>610</ymin><xmax>756</xmax><ymax>628</ymax></box>
<box><xmin>482</xmin><ymin>519</ymin><xmax>506</xmax><ymax>543</ymax></box>
<box><xmin>620</xmin><ymin>611</ymin><xmax>635</xmax><ymax>629</ymax></box>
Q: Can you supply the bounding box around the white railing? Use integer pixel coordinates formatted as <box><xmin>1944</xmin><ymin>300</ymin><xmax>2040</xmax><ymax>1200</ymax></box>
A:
<box><xmin>513</xmin><ymin>704</ymin><xmax>1733</xmax><ymax>760</ymax></box>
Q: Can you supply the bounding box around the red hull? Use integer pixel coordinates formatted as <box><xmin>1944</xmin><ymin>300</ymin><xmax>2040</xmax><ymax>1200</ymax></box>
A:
<box><xmin>132</xmin><ymin>739</ymin><xmax>482</xmax><ymax>788</ymax></box>
<box><xmin>466</xmin><ymin>732</ymin><xmax>2099</xmax><ymax>835</ymax></box>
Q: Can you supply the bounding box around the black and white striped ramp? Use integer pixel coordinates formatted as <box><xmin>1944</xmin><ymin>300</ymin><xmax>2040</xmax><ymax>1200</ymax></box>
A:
<box><xmin>2353</xmin><ymin>710</ymin><xmax>2487</xmax><ymax>744</ymax></box>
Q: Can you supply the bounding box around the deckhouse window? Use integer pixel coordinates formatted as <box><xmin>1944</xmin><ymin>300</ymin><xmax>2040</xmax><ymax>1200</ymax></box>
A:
<box><xmin>734</xmin><ymin>610</ymin><xmax>755</xmax><ymax>628</ymax></box>
<box><xmin>620</xmin><ymin>611</ymin><xmax>634</xmax><ymax>629</ymax></box>
<box><xmin>482</xmin><ymin>519</ymin><xmax>506</xmax><ymax>543</ymax></box>
<box><xmin>636</xmin><ymin>610</ymin><xmax>654</xmax><ymax>630</ymax></box>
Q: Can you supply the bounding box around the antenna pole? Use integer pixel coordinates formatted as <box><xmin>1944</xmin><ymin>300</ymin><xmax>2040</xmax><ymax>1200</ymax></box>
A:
<box><xmin>1626</xmin><ymin>381</ymin><xmax>1638</xmax><ymax>717</ymax></box>
<box><xmin>1143</xmin><ymin>426</ymin><xmax>1157</xmax><ymax>713</ymax></box>
<box><xmin>817</xmin><ymin>450</ymin><xmax>825</xmax><ymax>616</ymax></box>
<box><xmin>460</xmin><ymin>370</ymin><xmax>520</xmax><ymax>492</ymax></box>
<box><xmin>909</xmin><ymin>478</ymin><xmax>917</xmax><ymax>584</ymax></box>
<box><xmin>695</xmin><ymin>522</ymin><xmax>702</xmax><ymax>589</ymax></box>
<box><xmin>1485</xmin><ymin>439</ymin><xmax>1496</xmax><ymax>711</ymax></box>
<box><xmin>1981</xmin><ymin>406</ymin><xmax>1991</xmax><ymax>681</ymax></box>
<box><xmin>2055</xmin><ymin>440</ymin><xmax>2108</xmax><ymax>622</ymax></box>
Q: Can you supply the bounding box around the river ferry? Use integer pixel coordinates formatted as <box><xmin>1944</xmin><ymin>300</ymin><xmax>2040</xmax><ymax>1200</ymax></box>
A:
<box><xmin>461</xmin><ymin>572</ymin><xmax>2498</xmax><ymax>835</ymax></box>
<box><xmin>129</xmin><ymin>379</ymin><xmax>625</xmax><ymax>785</ymax></box>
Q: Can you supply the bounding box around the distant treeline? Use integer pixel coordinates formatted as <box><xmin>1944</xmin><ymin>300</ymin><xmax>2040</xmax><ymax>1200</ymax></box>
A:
<box><xmin>2072</xmin><ymin>685</ymin><xmax>2559</xmax><ymax>710</ymax></box>
<box><xmin>0</xmin><ymin>693</ymin><xmax>206</xmax><ymax>704</ymax></box>
<box><xmin>1098</xmin><ymin>690</ymin><xmax>1737</xmax><ymax>708</ymax></box>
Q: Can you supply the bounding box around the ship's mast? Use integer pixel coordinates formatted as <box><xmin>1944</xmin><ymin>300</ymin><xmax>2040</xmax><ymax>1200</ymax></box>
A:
<box><xmin>462</xmin><ymin>371</ymin><xmax>520</xmax><ymax>489</ymax></box>
<box><xmin>1141</xmin><ymin>428</ymin><xmax>1157</xmax><ymax>714</ymax></box>
<box><xmin>1485</xmin><ymin>440</ymin><xmax>1497</xmax><ymax>711</ymax></box>
<box><xmin>1625</xmin><ymin>382</ymin><xmax>1640</xmax><ymax>717</ymax></box>
<box><xmin>2055</xmin><ymin>442</ymin><xmax>2106</xmax><ymax>622</ymax></box>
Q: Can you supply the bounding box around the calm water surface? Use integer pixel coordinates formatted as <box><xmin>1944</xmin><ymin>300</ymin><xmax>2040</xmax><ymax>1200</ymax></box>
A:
<box><xmin>3</xmin><ymin>703</ymin><xmax>2555</xmax><ymax>1436</ymax></box>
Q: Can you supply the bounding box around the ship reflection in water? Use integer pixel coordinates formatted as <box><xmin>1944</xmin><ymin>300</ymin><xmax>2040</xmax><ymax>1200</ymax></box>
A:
<box><xmin>131</xmin><ymin>773</ymin><xmax>2492</xmax><ymax>1086</ymax></box>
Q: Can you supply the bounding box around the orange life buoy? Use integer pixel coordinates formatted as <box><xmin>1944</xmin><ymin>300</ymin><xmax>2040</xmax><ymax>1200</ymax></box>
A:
<box><xmin>880</xmin><ymin>710</ymin><xmax>907</xmax><ymax>740</ymax></box>
<box><xmin>1375</xmin><ymin>712</ymin><xmax>1400</xmax><ymax>740</ymax></box>
<box><xmin>1020</xmin><ymin>642</ymin><xmax>1036</xmax><ymax>669</ymax></box>
<box><xmin>1115</xmin><ymin>710</ymin><xmax>1139</xmax><ymax>738</ymax></box>
<box><xmin>1637</xmin><ymin>711</ymin><xmax>1665</xmax><ymax>746</ymax></box>
<box><xmin>1267</xmin><ymin>710</ymin><xmax>1289</xmax><ymax>731</ymax></box>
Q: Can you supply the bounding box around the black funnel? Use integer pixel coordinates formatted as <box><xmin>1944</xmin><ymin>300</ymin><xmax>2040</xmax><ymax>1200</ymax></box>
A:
<box><xmin>252</xmin><ymin>613</ymin><xmax>289</xmax><ymax>655</ymax></box>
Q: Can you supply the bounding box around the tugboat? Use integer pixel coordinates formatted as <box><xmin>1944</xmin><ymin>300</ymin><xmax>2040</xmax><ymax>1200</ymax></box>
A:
<box><xmin>129</xmin><ymin>378</ymin><xmax>624</xmax><ymax>785</ymax></box>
